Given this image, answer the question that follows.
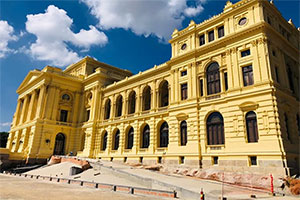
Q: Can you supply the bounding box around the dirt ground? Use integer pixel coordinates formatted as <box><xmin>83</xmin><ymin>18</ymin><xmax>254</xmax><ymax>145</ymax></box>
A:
<box><xmin>0</xmin><ymin>174</ymin><xmax>160</xmax><ymax>200</ymax></box>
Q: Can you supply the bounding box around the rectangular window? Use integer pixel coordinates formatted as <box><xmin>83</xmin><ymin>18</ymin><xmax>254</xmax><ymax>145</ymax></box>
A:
<box><xmin>158</xmin><ymin>157</ymin><xmax>162</xmax><ymax>164</ymax></box>
<box><xmin>243</xmin><ymin>65</ymin><xmax>254</xmax><ymax>86</ymax></box>
<box><xmin>200</xmin><ymin>79</ymin><xmax>203</xmax><ymax>96</ymax></box>
<box><xmin>181</xmin><ymin>83</ymin><xmax>188</xmax><ymax>100</ymax></box>
<box><xmin>181</xmin><ymin>70</ymin><xmax>187</xmax><ymax>76</ymax></box>
<box><xmin>213</xmin><ymin>156</ymin><xmax>219</xmax><ymax>165</ymax></box>
<box><xmin>250</xmin><ymin>156</ymin><xmax>257</xmax><ymax>166</ymax></box>
<box><xmin>179</xmin><ymin>156</ymin><xmax>185</xmax><ymax>164</ymax></box>
<box><xmin>60</xmin><ymin>110</ymin><xmax>68</xmax><ymax>122</ymax></box>
<box><xmin>275</xmin><ymin>66</ymin><xmax>280</xmax><ymax>83</ymax></box>
<box><xmin>267</xmin><ymin>17</ymin><xmax>272</xmax><ymax>25</ymax></box>
<box><xmin>224</xmin><ymin>72</ymin><xmax>228</xmax><ymax>91</ymax></box>
<box><xmin>199</xmin><ymin>34</ymin><xmax>205</xmax><ymax>46</ymax></box>
<box><xmin>86</xmin><ymin>109</ymin><xmax>90</xmax><ymax>121</ymax></box>
<box><xmin>208</xmin><ymin>30</ymin><xmax>214</xmax><ymax>42</ymax></box>
<box><xmin>218</xmin><ymin>26</ymin><xmax>224</xmax><ymax>38</ymax></box>
<box><xmin>241</xmin><ymin>49</ymin><xmax>251</xmax><ymax>57</ymax></box>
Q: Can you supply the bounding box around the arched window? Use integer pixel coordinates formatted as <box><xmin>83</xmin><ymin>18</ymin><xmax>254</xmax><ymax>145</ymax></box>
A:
<box><xmin>206</xmin><ymin>62</ymin><xmax>221</xmax><ymax>95</ymax></box>
<box><xmin>113</xmin><ymin>130</ymin><xmax>120</xmax><ymax>150</ymax></box>
<box><xmin>245</xmin><ymin>111</ymin><xmax>259</xmax><ymax>143</ymax></box>
<box><xmin>54</xmin><ymin>133</ymin><xmax>65</xmax><ymax>155</ymax></box>
<box><xmin>115</xmin><ymin>95</ymin><xmax>123</xmax><ymax>117</ymax></box>
<box><xmin>101</xmin><ymin>131</ymin><xmax>107</xmax><ymax>151</ymax></box>
<box><xmin>128</xmin><ymin>91</ymin><xmax>136</xmax><ymax>114</ymax></box>
<box><xmin>141</xmin><ymin>124</ymin><xmax>150</xmax><ymax>148</ymax></box>
<box><xmin>159</xmin><ymin>81</ymin><xmax>169</xmax><ymax>107</ymax></box>
<box><xmin>207</xmin><ymin>112</ymin><xmax>224</xmax><ymax>145</ymax></box>
<box><xmin>159</xmin><ymin>122</ymin><xmax>169</xmax><ymax>147</ymax></box>
<box><xmin>126</xmin><ymin>127</ymin><xmax>134</xmax><ymax>149</ymax></box>
<box><xmin>180</xmin><ymin>121</ymin><xmax>187</xmax><ymax>146</ymax></box>
<box><xmin>142</xmin><ymin>86</ymin><xmax>151</xmax><ymax>111</ymax></box>
<box><xmin>104</xmin><ymin>99</ymin><xmax>111</xmax><ymax>120</ymax></box>
<box><xmin>62</xmin><ymin>94</ymin><xmax>70</xmax><ymax>101</ymax></box>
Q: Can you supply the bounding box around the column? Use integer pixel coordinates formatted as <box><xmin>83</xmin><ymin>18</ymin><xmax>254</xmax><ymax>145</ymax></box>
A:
<box><xmin>44</xmin><ymin>86</ymin><xmax>56</xmax><ymax>120</ymax></box>
<box><xmin>35</xmin><ymin>85</ymin><xmax>46</xmax><ymax>119</ymax></box>
<box><xmin>170</xmin><ymin>70</ymin><xmax>175</xmax><ymax>103</ymax></box>
<box><xmin>152</xmin><ymin>80</ymin><xmax>157</xmax><ymax>111</ymax></box>
<box><xmin>26</xmin><ymin>91</ymin><xmax>36</xmax><ymax>122</ymax></box>
<box><xmin>251</xmin><ymin>40</ymin><xmax>262</xmax><ymax>83</ymax></box>
<box><xmin>220</xmin><ymin>70</ymin><xmax>225</xmax><ymax>93</ymax></box>
<box><xmin>188</xmin><ymin>64</ymin><xmax>193</xmax><ymax>98</ymax></box>
<box><xmin>124</xmin><ymin>90</ymin><xmax>128</xmax><ymax>116</ymax></box>
<box><xmin>192</xmin><ymin>63</ymin><xmax>198</xmax><ymax>98</ymax></box>
<box><xmin>225</xmin><ymin>49</ymin><xmax>234</xmax><ymax>89</ymax></box>
<box><xmin>19</xmin><ymin>95</ymin><xmax>29</xmax><ymax>124</ymax></box>
<box><xmin>231</xmin><ymin>47</ymin><xmax>240</xmax><ymax>88</ymax></box>
<box><xmin>174</xmin><ymin>69</ymin><xmax>179</xmax><ymax>102</ymax></box>
<box><xmin>13</xmin><ymin>99</ymin><xmax>22</xmax><ymax>126</ymax></box>
<box><xmin>51</xmin><ymin>87</ymin><xmax>60</xmax><ymax>121</ymax></box>
<box><xmin>91</xmin><ymin>87</ymin><xmax>100</xmax><ymax>121</ymax></box>
<box><xmin>136</xmin><ymin>87</ymin><xmax>141</xmax><ymax>114</ymax></box>
<box><xmin>121</xmin><ymin>92</ymin><xmax>126</xmax><ymax>118</ymax></box>
<box><xmin>72</xmin><ymin>92</ymin><xmax>81</xmax><ymax>123</ymax></box>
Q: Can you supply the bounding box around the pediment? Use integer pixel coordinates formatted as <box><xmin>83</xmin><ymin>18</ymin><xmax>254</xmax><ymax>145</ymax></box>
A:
<box><xmin>239</xmin><ymin>101</ymin><xmax>259</xmax><ymax>111</ymax></box>
<box><xmin>17</xmin><ymin>70</ymin><xmax>42</xmax><ymax>93</ymax></box>
<box><xmin>176</xmin><ymin>113</ymin><xmax>189</xmax><ymax>121</ymax></box>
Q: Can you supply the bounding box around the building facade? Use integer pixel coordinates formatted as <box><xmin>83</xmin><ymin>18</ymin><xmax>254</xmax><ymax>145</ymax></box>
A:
<box><xmin>3</xmin><ymin>0</ymin><xmax>299</xmax><ymax>176</ymax></box>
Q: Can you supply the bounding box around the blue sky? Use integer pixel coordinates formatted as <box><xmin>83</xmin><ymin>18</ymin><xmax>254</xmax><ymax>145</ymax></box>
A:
<box><xmin>0</xmin><ymin>0</ymin><xmax>299</xmax><ymax>131</ymax></box>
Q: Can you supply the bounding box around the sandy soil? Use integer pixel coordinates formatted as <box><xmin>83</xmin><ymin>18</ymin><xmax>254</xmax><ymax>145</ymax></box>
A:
<box><xmin>0</xmin><ymin>174</ymin><xmax>159</xmax><ymax>200</ymax></box>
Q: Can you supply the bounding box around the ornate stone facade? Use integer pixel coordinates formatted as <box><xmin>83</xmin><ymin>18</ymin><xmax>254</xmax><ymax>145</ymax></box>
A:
<box><xmin>3</xmin><ymin>0</ymin><xmax>299</xmax><ymax>176</ymax></box>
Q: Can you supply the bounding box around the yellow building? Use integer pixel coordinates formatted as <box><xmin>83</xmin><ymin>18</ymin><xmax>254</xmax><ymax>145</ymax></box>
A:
<box><xmin>3</xmin><ymin>0</ymin><xmax>299</xmax><ymax>176</ymax></box>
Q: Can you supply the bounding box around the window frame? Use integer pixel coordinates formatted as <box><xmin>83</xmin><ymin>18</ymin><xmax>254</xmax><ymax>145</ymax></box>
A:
<box><xmin>242</xmin><ymin>65</ymin><xmax>254</xmax><ymax>87</ymax></box>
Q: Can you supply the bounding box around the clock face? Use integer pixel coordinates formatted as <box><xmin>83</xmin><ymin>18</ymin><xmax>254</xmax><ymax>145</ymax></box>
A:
<box><xmin>238</xmin><ymin>17</ymin><xmax>247</xmax><ymax>26</ymax></box>
<box><xmin>181</xmin><ymin>43</ymin><xmax>187</xmax><ymax>50</ymax></box>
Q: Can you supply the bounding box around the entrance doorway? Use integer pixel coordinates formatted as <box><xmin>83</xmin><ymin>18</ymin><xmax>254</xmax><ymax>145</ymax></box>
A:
<box><xmin>53</xmin><ymin>133</ymin><xmax>65</xmax><ymax>155</ymax></box>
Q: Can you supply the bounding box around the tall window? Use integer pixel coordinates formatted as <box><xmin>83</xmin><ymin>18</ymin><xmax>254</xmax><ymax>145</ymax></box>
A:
<box><xmin>141</xmin><ymin>125</ymin><xmax>150</xmax><ymax>148</ymax></box>
<box><xmin>200</xmin><ymin>79</ymin><xmax>203</xmax><ymax>96</ymax></box>
<box><xmin>159</xmin><ymin>122</ymin><xmax>169</xmax><ymax>147</ymax></box>
<box><xmin>142</xmin><ymin>86</ymin><xmax>151</xmax><ymax>111</ymax></box>
<box><xmin>284</xmin><ymin>114</ymin><xmax>290</xmax><ymax>140</ymax></box>
<box><xmin>207</xmin><ymin>112</ymin><xmax>224</xmax><ymax>145</ymax></box>
<box><xmin>199</xmin><ymin>34</ymin><xmax>205</xmax><ymax>46</ymax></box>
<box><xmin>208</xmin><ymin>30</ymin><xmax>214</xmax><ymax>42</ymax></box>
<box><xmin>86</xmin><ymin>109</ymin><xmax>90</xmax><ymax>121</ymax></box>
<box><xmin>115</xmin><ymin>95</ymin><xmax>123</xmax><ymax>117</ymax></box>
<box><xmin>224</xmin><ymin>72</ymin><xmax>228</xmax><ymax>91</ymax></box>
<box><xmin>104</xmin><ymin>99</ymin><xmax>111</xmax><ymax>120</ymax></box>
<box><xmin>181</xmin><ymin>83</ymin><xmax>188</xmax><ymax>100</ymax></box>
<box><xmin>243</xmin><ymin>65</ymin><xmax>254</xmax><ymax>86</ymax></box>
<box><xmin>297</xmin><ymin>114</ymin><xmax>300</xmax><ymax>136</ymax></box>
<box><xmin>128</xmin><ymin>91</ymin><xmax>136</xmax><ymax>114</ymax></box>
<box><xmin>287</xmin><ymin>67</ymin><xmax>295</xmax><ymax>93</ymax></box>
<box><xmin>102</xmin><ymin>131</ymin><xmax>107</xmax><ymax>151</ymax></box>
<box><xmin>159</xmin><ymin>81</ymin><xmax>169</xmax><ymax>107</ymax></box>
<box><xmin>245</xmin><ymin>111</ymin><xmax>259</xmax><ymax>143</ymax></box>
<box><xmin>206</xmin><ymin>62</ymin><xmax>221</xmax><ymax>95</ymax></box>
<box><xmin>60</xmin><ymin>110</ymin><xmax>68</xmax><ymax>122</ymax></box>
<box><xmin>275</xmin><ymin>66</ymin><xmax>280</xmax><ymax>83</ymax></box>
<box><xmin>126</xmin><ymin>127</ymin><xmax>134</xmax><ymax>149</ymax></box>
<box><xmin>218</xmin><ymin>26</ymin><xmax>224</xmax><ymax>38</ymax></box>
<box><xmin>180</xmin><ymin>121</ymin><xmax>187</xmax><ymax>146</ymax></box>
<box><xmin>113</xmin><ymin>130</ymin><xmax>120</xmax><ymax>150</ymax></box>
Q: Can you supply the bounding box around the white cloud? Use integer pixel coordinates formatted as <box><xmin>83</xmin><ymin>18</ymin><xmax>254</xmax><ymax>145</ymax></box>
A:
<box><xmin>81</xmin><ymin>0</ymin><xmax>205</xmax><ymax>40</ymax></box>
<box><xmin>0</xmin><ymin>20</ymin><xmax>18</xmax><ymax>58</ymax></box>
<box><xmin>0</xmin><ymin>122</ymin><xmax>11</xmax><ymax>127</ymax></box>
<box><xmin>25</xmin><ymin>5</ymin><xmax>108</xmax><ymax>67</ymax></box>
<box><xmin>184</xmin><ymin>6</ymin><xmax>204</xmax><ymax>17</ymax></box>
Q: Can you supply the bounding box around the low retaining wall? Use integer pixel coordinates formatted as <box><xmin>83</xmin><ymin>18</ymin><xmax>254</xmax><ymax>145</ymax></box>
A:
<box><xmin>2</xmin><ymin>172</ymin><xmax>177</xmax><ymax>199</ymax></box>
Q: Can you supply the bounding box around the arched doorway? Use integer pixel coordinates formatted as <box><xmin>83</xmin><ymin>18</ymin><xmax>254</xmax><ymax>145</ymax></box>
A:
<box><xmin>53</xmin><ymin>133</ymin><xmax>65</xmax><ymax>155</ymax></box>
